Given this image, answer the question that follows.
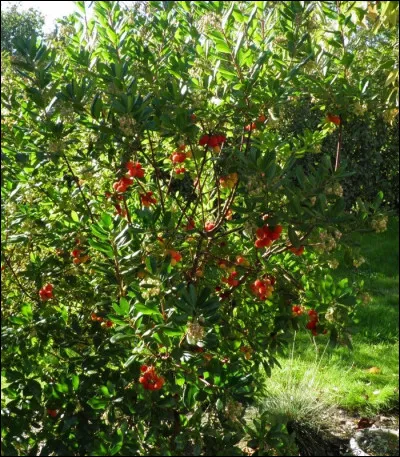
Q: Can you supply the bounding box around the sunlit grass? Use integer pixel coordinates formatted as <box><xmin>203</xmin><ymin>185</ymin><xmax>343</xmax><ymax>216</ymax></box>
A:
<box><xmin>262</xmin><ymin>217</ymin><xmax>399</xmax><ymax>414</ymax></box>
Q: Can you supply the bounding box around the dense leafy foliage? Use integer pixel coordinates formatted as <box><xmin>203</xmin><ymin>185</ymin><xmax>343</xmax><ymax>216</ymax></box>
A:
<box><xmin>277</xmin><ymin>100</ymin><xmax>399</xmax><ymax>210</ymax></box>
<box><xmin>1</xmin><ymin>1</ymin><xmax>397</xmax><ymax>455</ymax></box>
<box><xmin>1</xmin><ymin>3</ymin><xmax>44</xmax><ymax>54</ymax></box>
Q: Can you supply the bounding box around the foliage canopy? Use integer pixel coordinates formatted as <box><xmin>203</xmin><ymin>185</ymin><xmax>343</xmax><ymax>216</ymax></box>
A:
<box><xmin>1</xmin><ymin>1</ymin><xmax>397</xmax><ymax>455</ymax></box>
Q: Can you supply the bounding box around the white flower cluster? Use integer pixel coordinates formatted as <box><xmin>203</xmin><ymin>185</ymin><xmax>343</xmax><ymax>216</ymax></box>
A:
<box><xmin>243</xmin><ymin>221</ymin><xmax>257</xmax><ymax>238</ymax></box>
<box><xmin>328</xmin><ymin>258</ymin><xmax>339</xmax><ymax>269</ymax></box>
<box><xmin>188</xmin><ymin>57</ymin><xmax>209</xmax><ymax>80</ymax></box>
<box><xmin>49</xmin><ymin>140</ymin><xmax>64</xmax><ymax>153</ymax></box>
<box><xmin>353</xmin><ymin>102</ymin><xmax>367</xmax><ymax>116</ymax></box>
<box><xmin>325</xmin><ymin>182</ymin><xmax>344</xmax><ymax>197</ymax></box>
<box><xmin>382</xmin><ymin>108</ymin><xmax>398</xmax><ymax>125</ymax></box>
<box><xmin>371</xmin><ymin>215</ymin><xmax>388</xmax><ymax>233</ymax></box>
<box><xmin>325</xmin><ymin>307</ymin><xmax>335</xmax><ymax>322</ymax></box>
<box><xmin>360</xmin><ymin>292</ymin><xmax>372</xmax><ymax>305</ymax></box>
<box><xmin>186</xmin><ymin>322</ymin><xmax>204</xmax><ymax>345</ymax></box>
<box><xmin>353</xmin><ymin>256</ymin><xmax>366</xmax><ymax>268</ymax></box>
<box><xmin>197</xmin><ymin>13</ymin><xmax>222</xmax><ymax>34</ymax></box>
<box><xmin>316</xmin><ymin>231</ymin><xmax>337</xmax><ymax>253</ymax></box>
<box><xmin>225</xmin><ymin>399</ymin><xmax>244</xmax><ymax>421</ymax></box>
<box><xmin>59</xmin><ymin>105</ymin><xmax>76</xmax><ymax>123</ymax></box>
<box><xmin>119</xmin><ymin>116</ymin><xmax>136</xmax><ymax>136</ymax></box>
<box><xmin>334</xmin><ymin>230</ymin><xmax>342</xmax><ymax>240</ymax></box>
<box><xmin>246</xmin><ymin>175</ymin><xmax>266</xmax><ymax>197</ymax></box>
<box><xmin>139</xmin><ymin>278</ymin><xmax>161</xmax><ymax>300</ymax></box>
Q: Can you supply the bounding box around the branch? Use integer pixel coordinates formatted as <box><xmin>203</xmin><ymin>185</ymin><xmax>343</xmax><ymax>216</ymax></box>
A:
<box><xmin>62</xmin><ymin>153</ymin><xmax>95</xmax><ymax>223</ymax></box>
<box><xmin>334</xmin><ymin>122</ymin><xmax>343</xmax><ymax>172</ymax></box>
<box><xmin>146</xmin><ymin>131</ymin><xmax>165</xmax><ymax>214</ymax></box>
<box><xmin>3</xmin><ymin>256</ymin><xmax>39</xmax><ymax>303</ymax></box>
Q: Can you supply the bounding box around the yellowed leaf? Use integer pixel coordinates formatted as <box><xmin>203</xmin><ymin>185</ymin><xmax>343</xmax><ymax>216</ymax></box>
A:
<box><xmin>367</xmin><ymin>367</ymin><xmax>381</xmax><ymax>374</ymax></box>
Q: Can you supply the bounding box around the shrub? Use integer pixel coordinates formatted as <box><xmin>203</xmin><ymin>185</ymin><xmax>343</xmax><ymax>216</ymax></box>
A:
<box><xmin>1</xmin><ymin>1</ymin><xmax>395</xmax><ymax>455</ymax></box>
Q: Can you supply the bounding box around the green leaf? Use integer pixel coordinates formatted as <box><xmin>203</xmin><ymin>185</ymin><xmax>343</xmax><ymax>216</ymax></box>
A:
<box><xmin>341</xmin><ymin>52</ymin><xmax>354</xmax><ymax>69</ymax></box>
<box><xmin>91</xmin><ymin>223</ymin><xmax>110</xmax><ymax>240</ymax></box>
<box><xmin>100</xmin><ymin>212</ymin><xmax>113</xmax><ymax>229</ymax></box>
<box><xmin>91</xmin><ymin>93</ymin><xmax>103</xmax><ymax>119</ymax></box>
<box><xmin>262</xmin><ymin>360</ymin><xmax>272</xmax><ymax>377</ymax></box>
<box><xmin>123</xmin><ymin>355</ymin><xmax>136</xmax><ymax>368</ymax></box>
<box><xmin>330</xmin><ymin>198</ymin><xmax>345</xmax><ymax>217</ymax></box>
<box><xmin>100</xmin><ymin>385</ymin><xmax>111</xmax><ymax>397</ymax></box>
<box><xmin>265</xmin><ymin>162</ymin><xmax>276</xmax><ymax>181</ymax></box>
<box><xmin>71</xmin><ymin>375</ymin><xmax>79</xmax><ymax>391</ymax></box>
<box><xmin>234</xmin><ymin>30</ymin><xmax>245</xmax><ymax>58</ymax></box>
<box><xmin>110</xmin><ymin>333</ymin><xmax>135</xmax><ymax>344</ymax></box>
<box><xmin>295</xmin><ymin>166</ymin><xmax>306</xmax><ymax>188</ymax></box>
<box><xmin>160</xmin><ymin>326</ymin><xmax>184</xmax><ymax>337</ymax></box>
<box><xmin>182</xmin><ymin>384</ymin><xmax>198</xmax><ymax>409</ymax></box>
<box><xmin>88</xmin><ymin>239</ymin><xmax>114</xmax><ymax>258</ymax></box>
<box><xmin>288</xmin><ymin>226</ymin><xmax>301</xmax><ymax>248</ymax></box>
<box><xmin>56</xmin><ymin>382</ymin><xmax>69</xmax><ymax>393</ymax></box>
<box><xmin>71</xmin><ymin>210</ymin><xmax>80</xmax><ymax>223</ymax></box>
<box><xmin>145</xmin><ymin>256</ymin><xmax>157</xmax><ymax>274</ymax></box>
<box><xmin>339</xmin><ymin>295</ymin><xmax>357</xmax><ymax>306</ymax></box>
<box><xmin>135</xmin><ymin>302</ymin><xmax>161</xmax><ymax>316</ymax></box>
<box><xmin>21</xmin><ymin>303</ymin><xmax>32</xmax><ymax>320</ymax></box>
<box><xmin>88</xmin><ymin>397</ymin><xmax>108</xmax><ymax>410</ymax></box>
<box><xmin>214</xmin><ymin>39</ymin><xmax>231</xmax><ymax>54</ymax></box>
<box><xmin>113</xmin><ymin>298</ymin><xmax>130</xmax><ymax>316</ymax></box>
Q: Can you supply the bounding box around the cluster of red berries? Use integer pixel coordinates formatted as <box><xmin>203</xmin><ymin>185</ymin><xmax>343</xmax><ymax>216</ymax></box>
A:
<box><xmin>222</xmin><ymin>271</ymin><xmax>239</xmax><ymax>287</ymax></box>
<box><xmin>168</xmin><ymin>250</ymin><xmax>182</xmax><ymax>266</ymax></box>
<box><xmin>71</xmin><ymin>248</ymin><xmax>89</xmax><ymax>265</ymax></box>
<box><xmin>219</xmin><ymin>172</ymin><xmax>238</xmax><ymax>189</ymax></box>
<box><xmin>91</xmin><ymin>313</ymin><xmax>113</xmax><ymax>327</ymax></box>
<box><xmin>140</xmin><ymin>191</ymin><xmax>157</xmax><ymax>207</ymax></box>
<box><xmin>113</xmin><ymin>176</ymin><xmax>133</xmax><ymax>193</ymax></box>
<box><xmin>289</xmin><ymin>245</ymin><xmax>305</xmax><ymax>256</ymax></box>
<box><xmin>171</xmin><ymin>146</ymin><xmax>187</xmax><ymax>163</ymax></box>
<box><xmin>105</xmin><ymin>188</ymin><xmax>128</xmax><ymax>217</ymax></box>
<box><xmin>292</xmin><ymin>305</ymin><xmax>303</xmax><ymax>317</ymax></box>
<box><xmin>199</xmin><ymin>134</ymin><xmax>226</xmax><ymax>150</ymax></box>
<box><xmin>205</xmin><ymin>221</ymin><xmax>216</xmax><ymax>232</ymax></box>
<box><xmin>306</xmin><ymin>309</ymin><xmax>319</xmax><ymax>336</ymax></box>
<box><xmin>254</xmin><ymin>224</ymin><xmax>283</xmax><ymax>248</ymax></box>
<box><xmin>245</xmin><ymin>114</ymin><xmax>266</xmax><ymax>132</ymax></box>
<box><xmin>185</xmin><ymin>218</ymin><xmax>195</xmax><ymax>231</ymax></box>
<box><xmin>127</xmin><ymin>161</ymin><xmax>145</xmax><ymax>178</ymax></box>
<box><xmin>217</xmin><ymin>259</ymin><xmax>229</xmax><ymax>269</ymax></box>
<box><xmin>251</xmin><ymin>278</ymin><xmax>274</xmax><ymax>301</ymax></box>
<box><xmin>39</xmin><ymin>283</ymin><xmax>54</xmax><ymax>300</ymax></box>
<box><xmin>326</xmin><ymin>114</ymin><xmax>341</xmax><ymax>125</ymax></box>
<box><xmin>245</xmin><ymin>122</ymin><xmax>257</xmax><ymax>132</ymax></box>
<box><xmin>91</xmin><ymin>312</ymin><xmax>103</xmax><ymax>322</ymax></box>
<box><xmin>236</xmin><ymin>256</ymin><xmax>250</xmax><ymax>267</ymax></box>
<box><xmin>171</xmin><ymin>145</ymin><xmax>192</xmax><ymax>173</ymax></box>
<box><xmin>139</xmin><ymin>365</ymin><xmax>165</xmax><ymax>391</ymax></box>
<box><xmin>215</xmin><ymin>286</ymin><xmax>230</xmax><ymax>301</ymax></box>
<box><xmin>47</xmin><ymin>409</ymin><xmax>58</xmax><ymax>418</ymax></box>
<box><xmin>113</xmin><ymin>161</ymin><xmax>145</xmax><ymax>193</ymax></box>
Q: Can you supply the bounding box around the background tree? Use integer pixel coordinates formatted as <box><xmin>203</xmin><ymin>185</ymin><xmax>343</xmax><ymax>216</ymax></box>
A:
<box><xmin>1</xmin><ymin>2</ymin><xmax>44</xmax><ymax>54</ymax></box>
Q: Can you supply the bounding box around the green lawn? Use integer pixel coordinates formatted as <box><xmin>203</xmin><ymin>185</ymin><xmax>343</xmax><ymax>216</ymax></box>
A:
<box><xmin>262</xmin><ymin>217</ymin><xmax>399</xmax><ymax>415</ymax></box>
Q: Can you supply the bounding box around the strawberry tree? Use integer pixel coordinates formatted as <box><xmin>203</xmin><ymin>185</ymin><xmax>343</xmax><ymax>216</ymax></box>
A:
<box><xmin>1</xmin><ymin>1</ymin><xmax>394</xmax><ymax>455</ymax></box>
